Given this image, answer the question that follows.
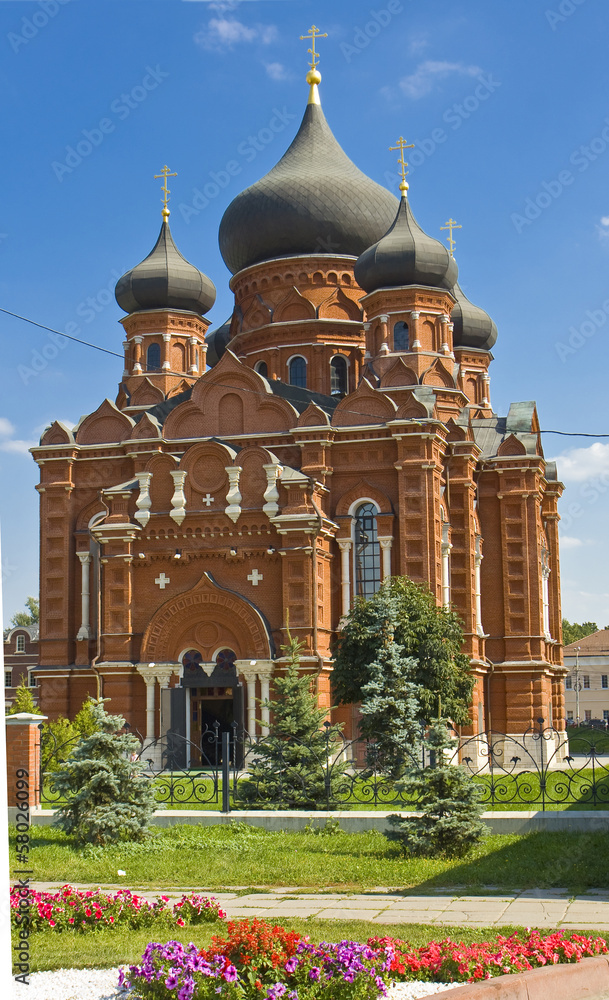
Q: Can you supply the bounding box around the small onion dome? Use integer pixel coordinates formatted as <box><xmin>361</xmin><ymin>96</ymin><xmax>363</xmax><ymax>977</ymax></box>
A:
<box><xmin>218</xmin><ymin>101</ymin><xmax>399</xmax><ymax>275</ymax></box>
<box><xmin>115</xmin><ymin>220</ymin><xmax>216</xmax><ymax>316</ymax></box>
<box><xmin>354</xmin><ymin>196</ymin><xmax>458</xmax><ymax>293</ymax></box>
<box><xmin>451</xmin><ymin>282</ymin><xmax>497</xmax><ymax>351</ymax></box>
<box><xmin>205</xmin><ymin>317</ymin><xmax>232</xmax><ymax>367</ymax></box>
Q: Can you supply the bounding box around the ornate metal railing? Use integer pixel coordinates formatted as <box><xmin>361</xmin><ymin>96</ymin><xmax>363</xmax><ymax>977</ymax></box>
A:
<box><xmin>39</xmin><ymin>719</ymin><xmax>609</xmax><ymax>812</ymax></box>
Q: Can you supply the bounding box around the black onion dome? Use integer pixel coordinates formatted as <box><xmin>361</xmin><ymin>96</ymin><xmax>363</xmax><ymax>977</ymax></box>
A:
<box><xmin>205</xmin><ymin>317</ymin><xmax>232</xmax><ymax>367</ymax></box>
<box><xmin>219</xmin><ymin>102</ymin><xmax>399</xmax><ymax>275</ymax></box>
<box><xmin>354</xmin><ymin>196</ymin><xmax>458</xmax><ymax>293</ymax></box>
<box><xmin>451</xmin><ymin>282</ymin><xmax>497</xmax><ymax>351</ymax></box>
<box><xmin>116</xmin><ymin>220</ymin><xmax>216</xmax><ymax>316</ymax></box>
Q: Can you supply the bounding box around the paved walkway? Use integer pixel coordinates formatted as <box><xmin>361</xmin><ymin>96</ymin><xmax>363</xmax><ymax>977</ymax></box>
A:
<box><xmin>31</xmin><ymin>883</ymin><xmax>609</xmax><ymax>929</ymax></box>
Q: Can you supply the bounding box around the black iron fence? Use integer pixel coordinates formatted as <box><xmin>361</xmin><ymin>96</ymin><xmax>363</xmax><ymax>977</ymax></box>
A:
<box><xmin>39</xmin><ymin>720</ymin><xmax>609</xmax><ymax>813</ymax></box>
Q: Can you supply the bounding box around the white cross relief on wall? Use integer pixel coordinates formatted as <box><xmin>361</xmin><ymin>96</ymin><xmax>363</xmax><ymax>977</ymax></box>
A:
<box><xmin>155</xmin><ymin>573</ymin><xmax>170</xmax><ymax>590</ymax></box>
<box><xmin>202</xmin><ymin>494</ymin><xmax>214</xmax><ymax>507</ymax></box>
<box><xmin>247</xmin><ymin>569</ymin><xmax>263</xmax><ymax>586</ymax></box>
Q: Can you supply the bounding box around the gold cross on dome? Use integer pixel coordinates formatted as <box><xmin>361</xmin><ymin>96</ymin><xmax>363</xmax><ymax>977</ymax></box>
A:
<box><xmin>154</xmin><ymin>164</ymin><xmax>177</xmax><ymax>220</ymax></box>
<box><xmin>300</xmin><ymin>24</ymin><xmax>327</xmax><ymax>71</ymax></box>
<box><xmin>389</xmin><ymin>136</ymin><xmax>415</xmax><ymax>195</ymax></box>
<box><xmin>441</xmin><ymin>217</ymin><xmax>462</xmax><ymax>257</ymax></box>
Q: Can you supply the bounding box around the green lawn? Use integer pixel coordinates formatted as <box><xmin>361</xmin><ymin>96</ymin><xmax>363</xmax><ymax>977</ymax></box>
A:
<box><xmin>568</xmin><ymin>727</ymin><xmax>609</xmax><ymax>754</ymax></box>
<box><xmin>24</xmin><ymin>919</ymin><xmax>602</xmax><ymax>975</ymax></box>
<box><xmin>14</xmin><ymin>824</ymin><xmax>609</xmax><ymax>893</ymax></box>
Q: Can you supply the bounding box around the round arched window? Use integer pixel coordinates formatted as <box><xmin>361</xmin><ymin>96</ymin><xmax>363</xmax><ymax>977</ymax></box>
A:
<box><xmin>182</xmin><ymin>649</ymin><xmax>203</xmax><ymax>673</ymax></box>
<box><xmin>393</xmin><ymin>322</ymin><xmax>409</xmax><ymax>351</ymax></box>
<box><xmin>330</xmin><ymin>356</ymin><xmax>348</xmax><ymax>395</ymax></box>
<box><xmin>354</xmin><ymin>502</ymin><xmax>381</xmax><ymax>599</ymax></box>
<box><xmin>216</xmin><ymin>648</ymin><xmax>237</xmax><ymax>672</ymax></box>
<box><xmin>146</xmin><ymin>343</ymin><xmax>162</xmax><ymax>372</ymax></box>
<box><xmin>288</xmin><ymin>356</ymin><xmax>307</xmax><ymax>388</ymax></box>
<box><xmin>255</xmin><ymin>361</ymin><xmax>268</xmax><ymax>377</ymax></box>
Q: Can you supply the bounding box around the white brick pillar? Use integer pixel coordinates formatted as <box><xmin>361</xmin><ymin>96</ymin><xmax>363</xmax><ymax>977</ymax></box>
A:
<box><xmin>76</xmin><ymin>552</ymin><xmax>92</xmax><ymax>640</ymax></box>
<box><xmin>236</xmin><ymin>660</ymin><xmax>258</xmax><ymax>737</ymax></box>
<box><xmin>378</xmin><ymin>537</ymin><xmax>393</xmax><ymax>581</ymax></box>
<box><xmin>337</xmin><ymin>539</ymin><xmax>352</xmax><ymax>617</ymax></box>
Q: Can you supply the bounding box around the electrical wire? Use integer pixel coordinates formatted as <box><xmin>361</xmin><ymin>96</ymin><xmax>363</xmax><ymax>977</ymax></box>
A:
<box><xmin>2</xmin><ymin>304</ymin><xmax>607</xmax><ymax>439</ymax></box>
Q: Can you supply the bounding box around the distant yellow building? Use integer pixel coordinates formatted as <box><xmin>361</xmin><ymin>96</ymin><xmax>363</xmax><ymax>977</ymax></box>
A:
<box><xmin>564</xmin><ymin>630</ymin><xmax>609</xmax><ymax>724</ymax></box>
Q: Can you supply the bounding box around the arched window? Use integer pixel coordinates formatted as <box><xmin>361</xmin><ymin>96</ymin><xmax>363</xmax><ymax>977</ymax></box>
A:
<box><xmin>330</xmin><ymin>356</ymin><xmax>348</xmax><ymax>395</ymax></box>
<box><xmin>182</xmin><ymin>649</ymin><xmax>203</xmax><ymax>673</ymax></box>
<box><xmin>354</xmin><ymin>502</ymin><xmax>381</xmax><ymax>599</ymax></box>
<box><xmin>146</xmin><ymin>343</ymin><xmax>161</xmax><ymax>372</ymax></box>
<box><xmin>288</xmin><ymin>356</ymin><xmax>307</xmax><ymax>388</ymax></box>
<box><xmin>255</xmin><ymin>361</ymin><xmax>268</xmax><ymax>377</ymax></box>
<box><xmin>216</xmin><ymin>648</ymin><xmax>237</xmax><ymax>671</ymax></box>
<box><xmin>393</xmin><ymin>321</ymin><xmax>409</xmax><ymax>351</ymax></box>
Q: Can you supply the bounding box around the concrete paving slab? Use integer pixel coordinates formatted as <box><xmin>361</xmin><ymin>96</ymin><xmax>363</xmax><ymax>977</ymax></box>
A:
<box><xmin>315</xmin><ymin>907</ymin><xmax>384</xmax><ymax>920</ymax></box>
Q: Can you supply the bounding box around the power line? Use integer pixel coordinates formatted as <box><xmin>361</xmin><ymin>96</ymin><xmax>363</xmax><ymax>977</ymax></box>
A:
<box><xmin>3</xmin><ymin>304</ymin><xmax>608</xmax><ymax>439</ymax></box>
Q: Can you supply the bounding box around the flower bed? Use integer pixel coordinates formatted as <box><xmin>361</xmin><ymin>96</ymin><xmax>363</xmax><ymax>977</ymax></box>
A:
<box><xmin>10</xmin><ymin>884</ymin><xmax>225</xmax><ymax>933</ymax></box>
<box><xmin>120</xmin><ymin>923</ymin><xmax>609</xmax><ymax>999</ymax></box>
<box><xmin>370</xmin><ymin>931</ymin><xmax>609</xmax><ymax>982</ymax></box>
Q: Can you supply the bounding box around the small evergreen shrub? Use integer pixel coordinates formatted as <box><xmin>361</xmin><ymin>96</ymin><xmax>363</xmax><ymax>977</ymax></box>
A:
<box><xmin>386</xmin><ymin>719</ymin><xmax>489</xmax><ymax>857</ymax></box>
<box><xmin>51</xmin><ymin>700</ymin><xmax>156</xmax><ymax>845</ymax></box>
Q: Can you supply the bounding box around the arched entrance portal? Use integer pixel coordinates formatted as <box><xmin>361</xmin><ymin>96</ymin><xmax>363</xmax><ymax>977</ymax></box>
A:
<box><xmin>181</xmin><ymin>648</ymin><xmax>244</xmax><ymax>767</ymax></box>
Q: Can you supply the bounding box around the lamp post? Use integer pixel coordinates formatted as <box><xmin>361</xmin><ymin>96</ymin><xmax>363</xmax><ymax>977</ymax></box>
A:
<box><xmin>574</xmin><ymin>646</ymin><xmax>581</xmax><ymax>725</ymax></box>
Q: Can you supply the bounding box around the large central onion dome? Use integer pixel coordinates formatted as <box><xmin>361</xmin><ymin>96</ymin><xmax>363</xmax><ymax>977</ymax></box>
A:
<box><xmin>219</xmin><ymin>94</ymin><xmax>399</xmax><ymax>275</ymax></box>
<box><xmin>450</xmin><ymin>282</ymin><xmax>497</xmax><ymax>351</ymax></box>
<box><xmin>354</xmin><ymin>194</ymin><xmax>458</xmax><ymax>293</ymax></box>
<box><xmin>116</xmin><ymin>219</ymin><xmax>216</xmax><ymax>316</ymax></box>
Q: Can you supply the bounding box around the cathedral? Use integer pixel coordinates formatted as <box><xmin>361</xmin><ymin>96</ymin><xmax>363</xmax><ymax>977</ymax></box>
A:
<box><xmin>32</xmin><ymin>41</ymin><xmax>566</xmax><ymax>760</ymax></box>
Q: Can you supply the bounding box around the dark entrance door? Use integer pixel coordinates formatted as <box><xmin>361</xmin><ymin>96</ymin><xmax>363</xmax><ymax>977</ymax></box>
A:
<box><xmin>181</xmin><ymin>648</ymin><xmax>244</xmax><ymax>767</ymax></box>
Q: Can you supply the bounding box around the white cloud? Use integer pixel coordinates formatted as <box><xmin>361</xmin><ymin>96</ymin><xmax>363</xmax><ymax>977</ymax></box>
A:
<box><xmin>398</xmin><ymin>60</ymin><xmax>482</xmax><ymax>100</ymax></box>
<box><xmin>559</xmin><ymin>536</ymin><xmax>584</xmax><ymax>549</ymax></box>
<box><xmin>195</xmin><ymin>17</ymin><xmax>277</xmax><ymax>52</ymax></box>
<box><xmin>0</xmin><ymin>417</ymin><xmax>38</xmax><ymax>455</ymax></box>
<box><xmin>265</xmin><ymin>61</ymin><xmax>287</xmax><ymax>81</ymax></box>
<box><xmin>597</xmin><ymin>216</ymin><xmax>609</xmax><ymax>240</ymax></box>
<box><xmin>552</xmin><ymin>442</ymin><xmax>609</xmax><ymax>483</ymax></box>
<box><xmin>408</xmin><ymin>33</ymin><xmax>429</xmax><ymax>55</ymax></box>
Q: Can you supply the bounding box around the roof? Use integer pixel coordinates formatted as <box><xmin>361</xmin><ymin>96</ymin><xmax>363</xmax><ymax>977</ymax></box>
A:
<box><xmin>470</xmin><ymin>402</ymin><xmax>543</xmax><ymax>460</ymax></box>
<box><xmin>564</xmin><ymin>630</ymin><xmax>609</xmax><ymax>655</ymax></box>
<box><xmin>4</xmin><ymin>624</ymin><xmax>39</xmax><ymax>642</ymax></box>
<box><xmin>354</xmin><ymin>195</ymin><xmax>458</xmax><ymax>293</ymax></box>
<box><xmin>218</xmin><ymin>100</ymin><xmax>399</xmax><ymax>275</ymax></box>
<box><xmin>115</xmin><ymin>219</ymin><xmax>216</xmax><ymax>316</ymax></box>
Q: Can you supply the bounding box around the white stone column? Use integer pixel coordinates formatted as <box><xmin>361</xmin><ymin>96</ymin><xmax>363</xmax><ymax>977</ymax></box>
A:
<box><xmin>337</xmin><ymin>540</ymin><xmax>352</xmax><ymax>617</ymax></box>
<box><xmin>257</xmin><ymin>662</ymin><xmax>273</xmax><ymax>732</ymax></box>
<box><xmin>475</xmin><ymin>536</ymin><xmax>484</xmax><ymax>636</ymax></box>
<box><xmin>170</xmin><ymin>470</ymin><xmax>187</xmax><ymax>526</ymax></box>
<box><xmin>76</xmin><ymin>552</ymin><xmax>92</xmax><ymax>640</ymax></box>
<box><xmin>135</xmin><ymin>666</ymin><xmax>157</xmax><ymax>741</ymax></box>
<box><xmin>134</xmin><ymin>472</ymin><xmax>152</xmax><ymax>527</ymax></box>
<box><xmin>236</xmin><ymin>660</ymin><xmax>258</xmax><ymax>737</ymax></box>
<box><xmin>441</xmin><ymin>523</ymin><xmax>452</xmax><ymax>608</ymax></box>
<box><xmin>378</xmin><ymin>537</ymin><xmax>393</xmax><ymax>580</ymax></box>
<box><xmin>225</xmin><ymin>467</ymin><xmax>242</xmax><ymax>523</ymax></box>
<box><xmin>542</xmin><ymin>548</ymin><xmax>551</xmax><ymax>640</ymax></box>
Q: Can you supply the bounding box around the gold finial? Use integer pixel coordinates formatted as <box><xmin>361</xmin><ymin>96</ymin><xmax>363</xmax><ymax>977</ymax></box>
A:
<box><xmin>154</xmin><ymin>164</ymin><xmax>178</xmax><ymax>220</ymax></box>
<box><xmin>300</xmin><ymin>24</ymin><xmax>327</xmax><ymax>103</ymax></box>
<box><xmin>389</xmin><ymin>136</ymin><xmax>415</xmax><ymax>196</ymax></box>
<box><xmin>441</xmin><ymin>217</ymin><xmax>462</xmax><ymax>257</ymax></box>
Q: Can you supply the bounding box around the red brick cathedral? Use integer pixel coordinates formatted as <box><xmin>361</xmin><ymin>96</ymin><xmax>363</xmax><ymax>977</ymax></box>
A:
<box><xmin>32</xmin><ymin>55</ymin><xmax>566</xmax><ymax>755</ymax></box>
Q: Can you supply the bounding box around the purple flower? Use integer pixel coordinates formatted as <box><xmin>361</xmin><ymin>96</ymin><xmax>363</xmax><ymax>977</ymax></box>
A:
<box><xmin>284</xmin><ymin>957</ymin><xmax>299</xmax><ymax>973</ymax></box>
<box><xmin>165</xmin><ymin>970</ymin><xmax>179</xmax><ymax>989</ymax></box>
<box><xmin>308</xmin><ymin>967</ymin><xmax>321</xmax><ymax>981</ymax></box>
<box><xmin>222</xmin><ymin>964</ymin><xmax>238</xmax><ymax>982</ymax></box>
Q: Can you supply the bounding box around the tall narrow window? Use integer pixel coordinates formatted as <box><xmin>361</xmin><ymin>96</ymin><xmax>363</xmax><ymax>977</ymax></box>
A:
<box><xmin>565</xmin><ymin>676</ymin><xmax>572</xmax><ymax>690</ymax></box>
<box><xmin>288</xmin><ymin>356</ymin><xmax>307</xmax><ymax>388</ymax></box>
<box><xmin>255</xmin><ymin>361</ymin><xmax>268</xmax><ymax>377</ymax></box>
<box><xmin>146</xmin><ymin>343</ymin><xmax>161</xmax><ymax>372</ymax></box>
<box><xmin>16</xmin><ymin>635</ymin><xmax>25</xmax><ymax>653</ymax></box>
<box><xmin>354</xmin><ymin>502</ymin><xmax>381</xmax><ymax>599</ymax></box>
<box><xmin>330</xmin><ymin>356</ymin><xmax>348</xmax><ymax>395</ymax></box>
<box><xmin>393</xmin><ymin>321</ymin><xmax>409</xmax><ymax>351</ymax></box>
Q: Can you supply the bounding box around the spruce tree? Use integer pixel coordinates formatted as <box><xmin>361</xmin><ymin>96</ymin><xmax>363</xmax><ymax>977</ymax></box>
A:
<box><xmin>51</xmin><ymin>700</ymin><xmax>156</xmax><ymax>845</ymax></box>
<box><xmin>239</xmin><ymin>633</ymin><xmax>348</xmax><ymax>809</ymax></box>
<box><xmin>386</xmin><ymin>718</ymin><xmax>488</xmax><ymax>857</ymax></box>
<box><xmin>358</xmin><ymin>603</ymin><xmax>421</xmax><ymax>779</ymax></box>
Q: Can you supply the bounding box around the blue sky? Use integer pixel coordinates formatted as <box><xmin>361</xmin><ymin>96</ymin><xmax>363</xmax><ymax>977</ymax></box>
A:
<box><xmin>1</xmin><ymin>0</ymin><xmax>609</xmax><ymax>627</ymax></box>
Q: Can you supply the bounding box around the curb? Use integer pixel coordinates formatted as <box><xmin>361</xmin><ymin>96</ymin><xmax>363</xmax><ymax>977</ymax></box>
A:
<box><xmin>441</xmin><ymin>955</ymin><xmax>609</xmax><ymax>1000</ymax></box>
